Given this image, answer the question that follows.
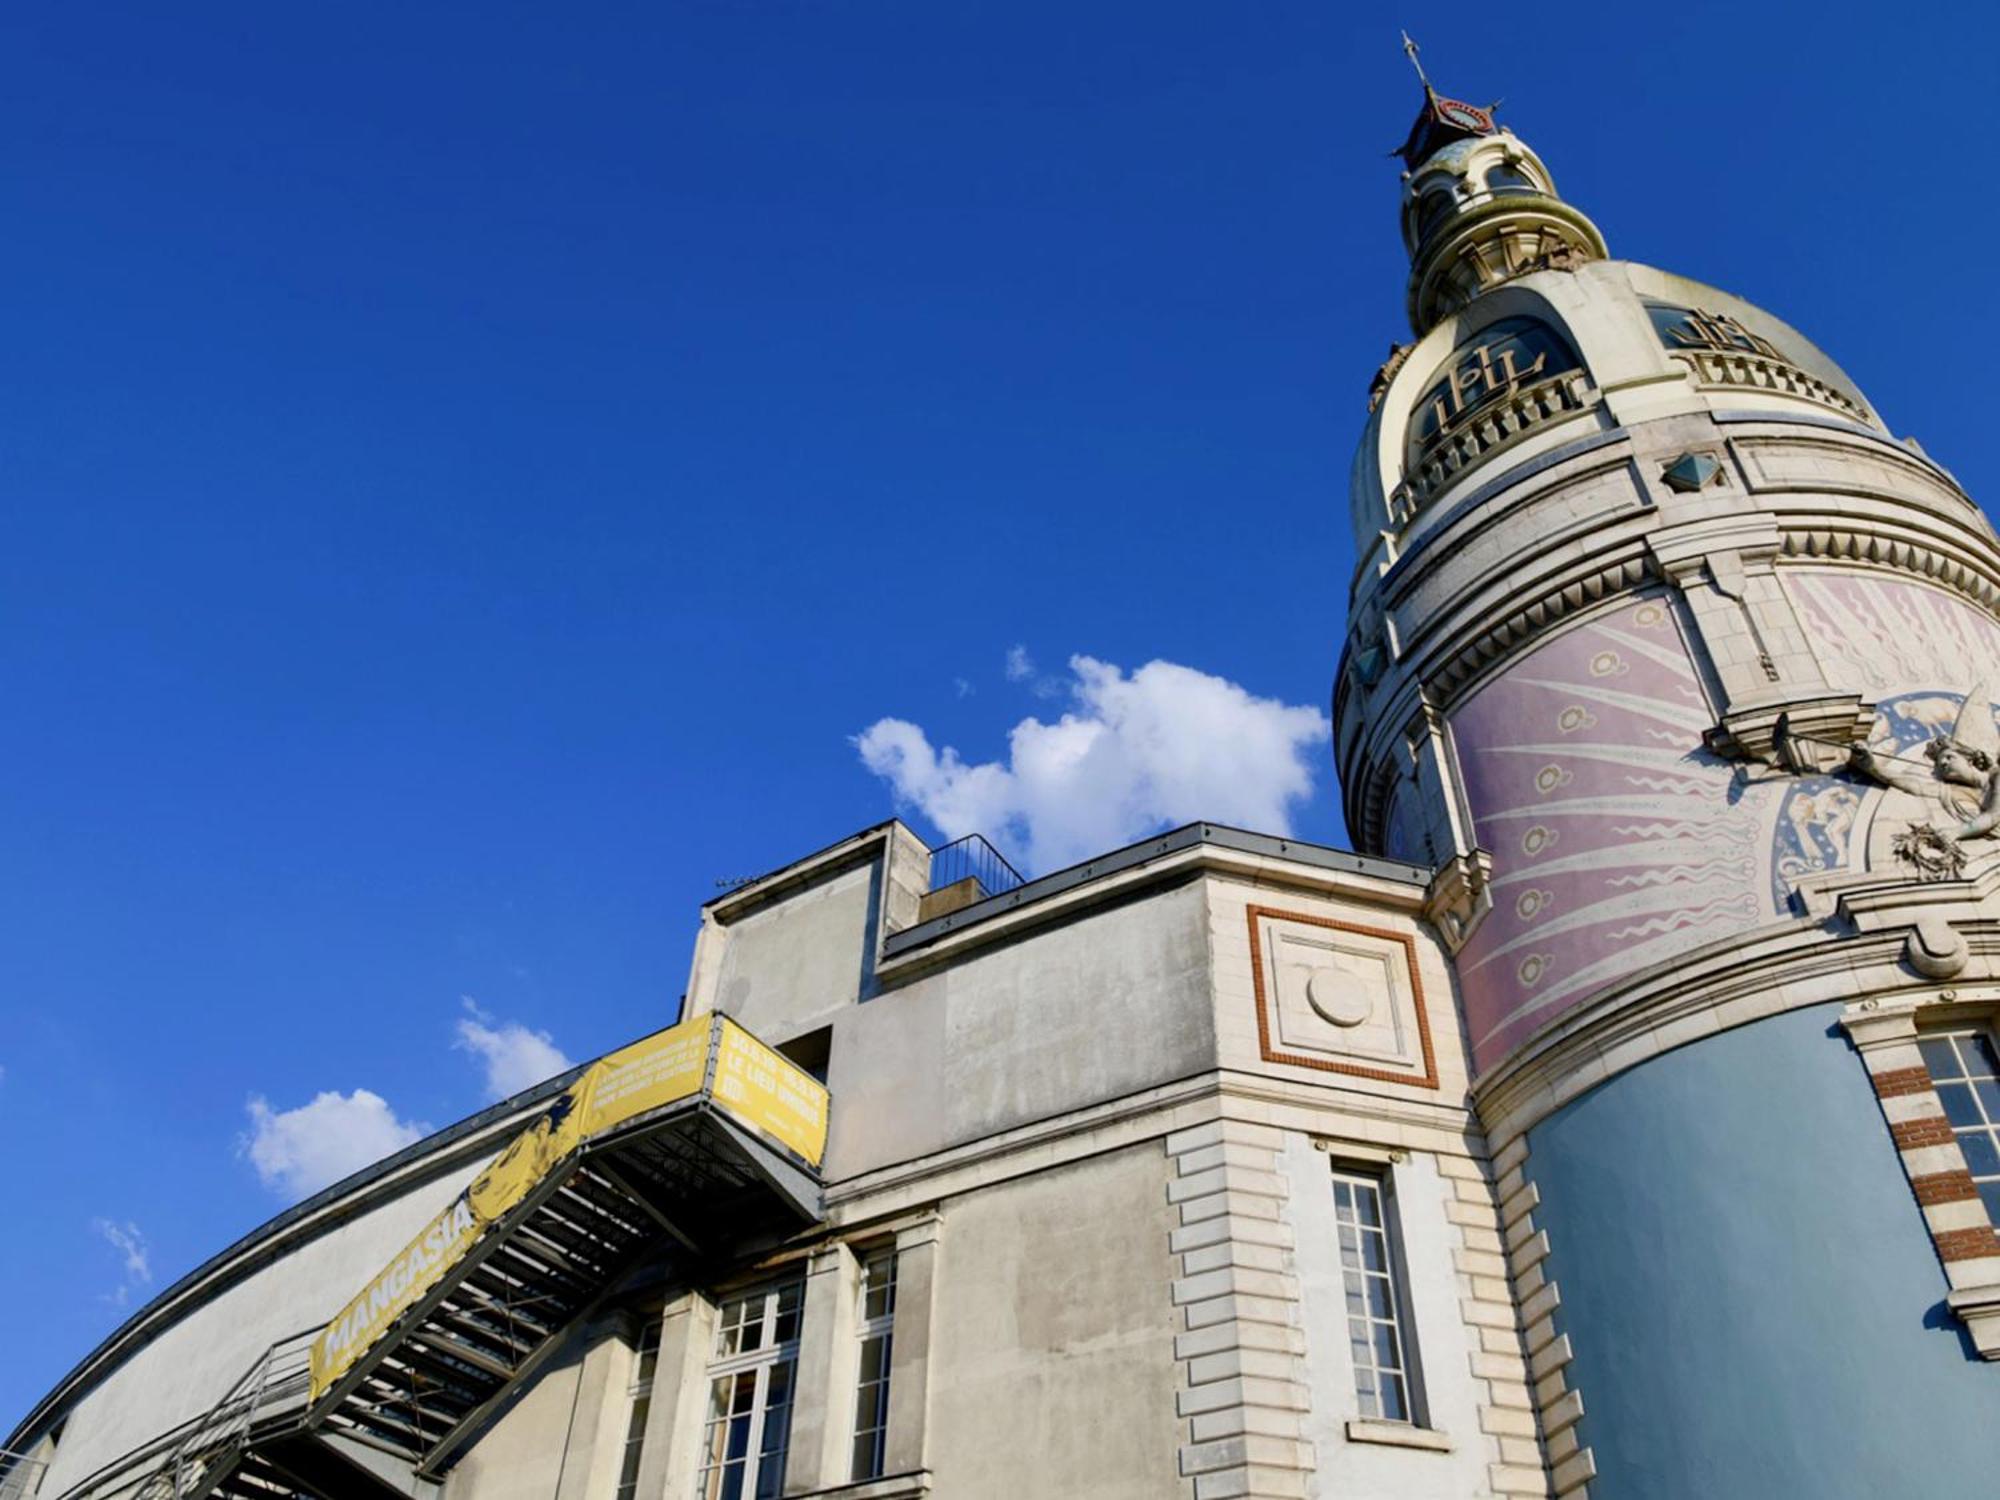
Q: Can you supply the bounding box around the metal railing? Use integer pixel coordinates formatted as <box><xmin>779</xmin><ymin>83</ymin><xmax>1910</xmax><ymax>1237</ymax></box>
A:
<box><xmin>131</xmin><ymin>1329</ymin><xmax>317</xmax><ymax>1500</ymax></box>
<box><xmin>926</xmin><ymin>833</ymin><xmax>1024</xmax><ymax>901</ymax></box>
<box><xmin>0</xmin><ymin>1449</ymin><xmax>47</xmax><ymax>1500</ymax></box>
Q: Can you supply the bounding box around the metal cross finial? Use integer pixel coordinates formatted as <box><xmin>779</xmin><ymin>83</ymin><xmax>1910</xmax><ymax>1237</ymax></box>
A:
<box><xmin>1401</xmin><ymin>31</ymin><xmax>1430</xmax><ymax>90</ymax></box>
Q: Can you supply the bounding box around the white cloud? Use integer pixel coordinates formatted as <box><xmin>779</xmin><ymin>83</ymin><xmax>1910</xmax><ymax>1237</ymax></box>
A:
<box><xmin>954</xmin><ymin>676</ymin><xmax>975</xmax><ymax>699</ymax></box>
<box><xmin>856</xmin><ymin>654</ymin><xmax>1329</xmax><ymax>873</ymax></box>
<box><xmin>1004</xmin><ymin>644</ymin><xmax>1036</xmax><ymax>682</ymax></box>
<box><xmin>455</xmin><ymin>998</ymin><xmax>571</xmax><ymax>1102</ymax></box>
<box><xmin>243</xmin><ymin>1090</ymin><xmax>431</xmax><ymax>1201</ymax></box>
<box><xmin>93</xmin><ymin>1218</ymin><xmax>151</xmax><ymax>1308</ymax></box>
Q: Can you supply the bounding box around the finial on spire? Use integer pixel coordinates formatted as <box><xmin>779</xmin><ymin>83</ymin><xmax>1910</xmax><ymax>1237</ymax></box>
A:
<box><xmin>1401</xmin><ymin>31</ymin><xmax>1432</xmax><ymax>93</ymax></box>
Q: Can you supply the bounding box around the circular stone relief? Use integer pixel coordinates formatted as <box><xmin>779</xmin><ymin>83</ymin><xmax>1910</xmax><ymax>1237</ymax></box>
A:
<box><xmin>1305</xmin><ymin>968</ymin><xmax>1372</xmax><ymax>1028</ymax></box>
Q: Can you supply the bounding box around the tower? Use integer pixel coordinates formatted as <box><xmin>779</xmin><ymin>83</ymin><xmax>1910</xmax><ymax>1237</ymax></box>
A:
<box><xmin>1339</xmin><ymin>66</ymin><xmax>2000</xmax><ymax>1496</ymax></box>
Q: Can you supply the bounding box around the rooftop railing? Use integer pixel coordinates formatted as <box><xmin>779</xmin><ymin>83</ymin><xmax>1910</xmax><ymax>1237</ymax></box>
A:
<box><xmin>926</xmin><ymin>833</ymin><xmax>1024</xmax><ymax>902</ymax></box>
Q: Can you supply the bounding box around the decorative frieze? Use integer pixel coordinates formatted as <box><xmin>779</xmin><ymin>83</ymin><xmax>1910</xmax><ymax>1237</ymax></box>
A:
<box><xmin>1669</xmin><ymin>348</ymin><xmax>1865</xmax><ymax>421</ymax></box>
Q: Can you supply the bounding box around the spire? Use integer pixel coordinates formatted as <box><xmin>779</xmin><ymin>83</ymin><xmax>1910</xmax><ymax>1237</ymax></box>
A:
<box><xmin>1392</xmin><ymin>33</ymin><xmax>1499</xmax><ymax>173</ymax></box>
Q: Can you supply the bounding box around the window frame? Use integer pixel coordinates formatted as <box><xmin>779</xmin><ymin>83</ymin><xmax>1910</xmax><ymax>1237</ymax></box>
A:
<box><xmin>848</xmin><ymin>1246</ymin><xmax>899</xmax><ymax>1482</ymax></box>
<box><xmin>1327</xmin><ymin>1163</ymin><xmax>1429</xmax><ymax>1429</ymax></box>
<box><xmin>1918</xmin><ymin>1026</ymin><xmax>2000</xmax><ymax>1226</ymax></box>
<box><xmin>695</xmin><ymin>1277</ymin><xmax>805</xmax><ymax>1500</ymax></box>
<box><xmin>610</xmin><ymin>1315</ymin><xmax>663</xmax><ymax>1500</ymax></box>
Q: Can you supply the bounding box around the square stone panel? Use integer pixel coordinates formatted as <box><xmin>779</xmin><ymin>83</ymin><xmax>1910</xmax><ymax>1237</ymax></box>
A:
<box><xmin>1246</xmin><ymin>906</ymin><xmax>1439</xmax><ymax>1089</ymax></box>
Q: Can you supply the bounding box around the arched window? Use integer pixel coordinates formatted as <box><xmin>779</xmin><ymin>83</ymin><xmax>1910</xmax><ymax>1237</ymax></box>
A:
<box><xmin>1417</xmin><ymin>189</ymin><xmax>1456</xmax><ymax>239</ymax></box>
<box><xmin>1484</xmin><ymin>161</ymin><xmax>1537</xmax><ymax>196</ymax></box>
<box><xmin>1408</xmin><ymin>317</ymin><xmax>1581</xmax><ymax>454</ymax></box>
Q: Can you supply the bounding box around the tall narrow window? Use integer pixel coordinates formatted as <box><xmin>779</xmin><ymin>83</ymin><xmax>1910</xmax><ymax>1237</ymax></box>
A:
<box><xmin>697</xmin><ymin>1279</ymin><xmax>803</xmax><ymax>1500</ymax></box>
<box><xmin>1920</xmin><ymin>1030</ymin><xmax>2000</xmax><ymax>1223</ymax></box>
<box><xmin>612</xmin><ymin>1318</ymin><xmax>662</xmax><ymax>1500</ymax></box>
<box><xmin>850</xmin><ymin>1249</ymin><xmax>898</xmax><ymax>1481</ymax></box>
<box><xmin>1330</xmin><ymin>1170</ymin><xmax>1415</xmax><ymax>1423</ymax></box>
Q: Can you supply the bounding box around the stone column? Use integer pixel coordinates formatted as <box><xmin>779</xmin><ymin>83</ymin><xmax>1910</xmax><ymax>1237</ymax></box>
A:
<box><xmin>786</xmin><ymin>1242</ymin><xmax>863</xmax><ymax>1494</ymax></box>
<box><xmin>554</xmin><ymin>1318</ymin><xmax>638</xmax><ymax>1500</ymax></box>
<box><xmin>881</xmin><ymin>1213</ymin><xmax>943</xmax><ymax>1479</ymax></box>
<box><xmin>633</xmin><ymin>1291</ymin><xmax>717</xmax><ymax>1500</ymax></box>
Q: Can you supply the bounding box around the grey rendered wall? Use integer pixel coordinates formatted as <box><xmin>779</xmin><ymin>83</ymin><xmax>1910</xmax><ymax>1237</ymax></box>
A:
<box><xmin>822</xmin><ymin>880</ymin><xmax>1216</xmax><ymax>1180</ymax></box>
<box><xmin>924</xmin><ymin>1141</ymin><xmax>1182</xmax><ymax>1499</ymax></box>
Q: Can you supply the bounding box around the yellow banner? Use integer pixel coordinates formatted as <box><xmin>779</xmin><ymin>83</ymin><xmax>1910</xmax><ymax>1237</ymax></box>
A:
<box><xmin>307</xmin><ymin>1013</ymin><xmax>827</xmax><ymax>1401</ymax></box>
<box><xmin>578</xmin><ymin>1016</ymin><xmax>711</xmax><ymax>1137</ymax></box>
<box><xmin>308</xmin><ymin>1074</ymin><xmax>593</xmax><ymax>1400</ymax></box>
<box><xmin>711</xmin><ymin>1018</ymin><xmax>828</xmax><ymax>1167</ymax></box>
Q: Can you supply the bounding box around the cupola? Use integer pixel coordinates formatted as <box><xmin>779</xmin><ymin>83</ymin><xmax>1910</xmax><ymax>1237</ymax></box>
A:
<box><xmin>1394</xmin><ymin>40</ymin><xmax>1608</xmax><ymax>335</ymax></box>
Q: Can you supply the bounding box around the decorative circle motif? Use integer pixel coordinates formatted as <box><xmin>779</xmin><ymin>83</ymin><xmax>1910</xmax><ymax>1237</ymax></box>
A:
<box><xmin>1306</xmin><ymin>968</ymin><xmax>1372</xmax><ymax>1028</ymax></box>
<box><xmin>1521</xmin><ymin>824</ymin><xmax>1558</xmax><ymax>857</ymax></box>
<box><xmin>1517</xmin><ymin>954</ymin><xmax>1553</xmax><ymax>988</ymax></box>
<box><xmin>1633</xmin><ymin>602</ymin><xmax>1668</xmax><ymax>629</ymax></box>
<box><xmin>1589</xmin><ymin>650</ymin><xmax>1628</xmax><ymax>677</ymax></box>
<box><xmin>1534</xmin><ymin>764</ymin><xmax>1573</xmax><ymax>795</ymax></box>
<box><xmin>1556</xmin><ymin>705</ymin><xmax>1596</xmax><ymax>734</ymax></box>
<box><xmin>1515</xmin><ymin>888</ymin><xmax>1554</xmax><ymax>921</ymax></box>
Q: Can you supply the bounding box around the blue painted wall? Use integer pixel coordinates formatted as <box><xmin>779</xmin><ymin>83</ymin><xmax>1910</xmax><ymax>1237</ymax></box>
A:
<box><xmin>1527</xmin><ymin>1002</ymin><xmax>1998</xmax><ymax>1498</ymax></box>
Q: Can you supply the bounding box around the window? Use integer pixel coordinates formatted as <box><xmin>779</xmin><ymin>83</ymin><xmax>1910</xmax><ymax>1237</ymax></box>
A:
<box><xmin>612</xmin><ymin>1318</ymin><xmax>662</xmax><ymax>1500</ymax></box>
<box><xmin>697</xmin><ymin>1280</ymin><xmax>803</xmax><ymax>1500</ymax></box>
<box><xmin>1330</xmin><ymin>1170</ymin><xmax>1417</xmax><ymax>1423</ymax></box>
<box><xmin>1483</xmin><ymin>161</ymin><xmax>1537</xmax><ymax>195</ymax></box>
<box><xmin>1920</xmin><ymin>1030</ymin><xmax>2000</xmax><ymax>1223</ymax></box>
<box><xmin>850</xmin><ymin>1250</ymin><xmax>898</xmax><ymax>1480</ymax></box>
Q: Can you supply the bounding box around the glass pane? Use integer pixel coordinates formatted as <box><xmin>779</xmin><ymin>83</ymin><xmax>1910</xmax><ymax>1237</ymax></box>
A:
<box><xmin>1359</xmin><ymin>1231</ymin><xmax>1389</xmax><ymax>1273</ymax></box>
<box><xmin>724</xmin><ymin>1410</ymin><xmax>752</xmax><ymax>1462</ymax></box>
<box><xmin>1920</xmin><ymin>1036</ymin><xmax>1964</xmax><ymax>1080</ymax></box>
<box><xmin>1333</xmin><ymin>1181</ymin><xmax>1352</xmax><ymax>1212</ymax></box>
<box><xmin>716</xmin><ymin>1464</ymin><xmax>745</xmax><ymax>1500</ymax></box>
<box><xmin>1975</xmin><ymin>1079</ymin><xmax>2000</xmax><ymax>1124</ymax></box>
<box><xmin>1355</xmin><ymin>1186</ymin><xmax>1383</xmax><ymax>1229</ymax></box>
<box><xmin>774</xmin><ymin>1287</ymin><xmax>802</xmax><ymax>1344</ymax></box>
<box><xmin>1366</xmin><ymin>1276</ymin><xmax>1395</xmax><ymax>1320</ymax></box>
<box><xmin>859</xmin><ymin>1335</ymin><xmax>889</xmax><ymax>1384</ymax></box>
<box><xmin>1372</xmin><ymin>1322</ymin><xmax>1401</xmax><ymax>1372</ymax></box>
<box><xmin>1344</xmin><ymin>1286</ymin><xmax>1366</xmax><ymax>1317</ymax></box>
<box><xmin>1378</xmin><ymin>1371</ymin><xmax>1409</xmax><ymax>1422</ymax></box>
<box><xmin>1980</xmin><ymin>1180</ymin><xmax>2000</xmax><ymax>1225</ymax></box>
<box><xmin>1938</xmin><ymin>1082</ymin><xmax>1983</xmax><ymax>1128</ymax></box>
<box><xmin>1960</xmin><ymin>1129</ymin><xmax>2000</xmax><ymax>1178</ymax></box>
<box><xmin>853</xmin><ymin>1430</ymin><xmax>880</xmax><ymax>1481</ymax></box>
<box><xmin>1966</xmin><ymin>1032</ymin><xmax>2000</xmax><ymax>1077</ymax></box>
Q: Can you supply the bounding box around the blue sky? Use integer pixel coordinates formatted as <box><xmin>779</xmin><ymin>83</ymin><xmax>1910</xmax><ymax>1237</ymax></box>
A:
<box><xmin>5</xmin><ymin>0</ymin><xmax>1995</xmax><ymax>1427</ymax></box>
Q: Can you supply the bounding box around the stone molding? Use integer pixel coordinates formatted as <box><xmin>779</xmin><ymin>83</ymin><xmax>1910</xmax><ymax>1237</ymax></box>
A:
<box><xmin>1431</xmin><ymin>1145</ymin><xmax>1559</xmax><ymax>1496</ymax></box>
<box><xmin>1778</xmin><ymin>526</ymin><xmax>2000</xmax><ymax>614</ymax></box>
<box><xmin>1484</xmin><ymin>1137</ymin><xmax>1594</xmax><ymax>1498</ymax></box>
<box><xmin>1242</xmin><ymin>905</ymin><xmax>1441</xmax><ymax>1089</ymax></box>
<box><xmin>1837</xmin><ymin>995</ymin><xmax>2000</xmax><ymax>1358</ymax></box>
<box><xmin>1166</xmin><ymin>1119</ymin><xmax>1317</xmax><ymax>1500</ymax></box>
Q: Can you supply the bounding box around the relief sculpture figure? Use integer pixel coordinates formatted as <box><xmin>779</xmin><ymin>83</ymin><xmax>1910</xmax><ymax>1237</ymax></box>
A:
<box><xmin>1848</xmin><ymin>681</ymin><xmax>2000</xmax><ymax>878</ymax></box>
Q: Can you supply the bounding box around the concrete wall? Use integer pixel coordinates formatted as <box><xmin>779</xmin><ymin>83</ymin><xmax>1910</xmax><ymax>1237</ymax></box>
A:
<box><xmin>820</xmin><ymin>879</ymin><xmax>1216</xmax><ymax>1180</ymax></box>
<box><xmin>708</xmin><ymin>861</ymin><xmax>881</xmax><ymax>1044</ymax></box>
<box><xmin>925</xmin><ymin>1141</ymin><xmax>1182</xmax><ymax>1499</ymax></box>
<box><xmin>40</xmin><ymin>1160</ymin><xmax>481</xmax><ymax>1497</ymax></box>
<box><xmin>1527</xmin><ymin>1002</ymin><xmax>2000</xmax><ymax>1499</ymax></box>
